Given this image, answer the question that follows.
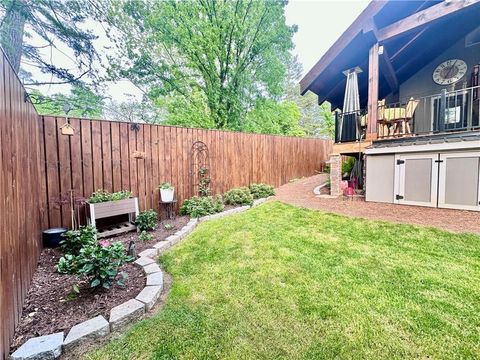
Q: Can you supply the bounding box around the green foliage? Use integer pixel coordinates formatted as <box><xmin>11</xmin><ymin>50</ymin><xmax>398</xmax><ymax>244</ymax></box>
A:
<box><xmin>342</xmin><ymin>157</ymin><xmax>355</xmax><ymax>175</ymax></box>
<box><xmin>88</xmin><ymin>189</ymin><xmax>132</xmax><ymax>203</ymax></box>
<box><xmin>57</xmin><ymin>232</ymin><xmax>133</xmax><ymax>290</ymax></box>
<box><xmin>244</xmin><ymin>99</ymin><xmax>305</xmax><ymax>136</ymax></box>
<box><xmin>139</xmin><ymin>231</ymin><xmax>154</xmax><ymax>242</ymax></box>
<box><xmin>0</xmin><ymin>0</ymin><xmax>99</xmax><ymax>81</ymax></box>
<box><xmin>223</xmin><ymin>187</ymin><xmax>253</xmax><ymax>206</ymax></box>
<box><xmin>136</xmin><ymin>210</ymin><xmax>158</xmax><ymax>232</ymax></box>
<box><xmin>60</xmin><ymin>225</ymin><xmax>97</xmax><ymax>255</ymax></box>
<box><xmin>30</xmin><ymin>86</ymin><xmax>104</xmax><ymax>118</ymax></box>
<box><xmin>164</xmin><ymin>223</ymin><xmax>173</xmax><ymax>230</ymax></box>
<box><xmin>159</xmin><ymin>183</ymin><xmax>174</xmax><ymax>190</ymax></box>
<box><xmin>180</xmin><ymin>195</ymin><xmax>224</xmax><ymax>218</ymax></box>
<box><xmin>106</xmin><ymin>0</ymin><xmax>295</xmax><ymax>130</ymax></box>
<box><xmin>284</xmin><ymin>56</ymin><xmax>335</xmax><ymax>139</ymax></box>
<box><xmin>249</xmin><ymin>184</ymin><xmax>275</xmax><ymax>199</ymax></box>
<box><xmin>198</xmin><ymin>167</ymin><xmax>211</xmax><ymax>197</ymax></box>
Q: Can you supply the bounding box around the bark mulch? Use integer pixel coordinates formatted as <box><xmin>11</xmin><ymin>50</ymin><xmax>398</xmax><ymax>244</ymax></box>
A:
<box><xmin>274</xmin><ymin>174</ymin><xmax>480</xmax><ymax>235</ymax></box>
<box><xmin>11</xmin><ymin>216</ymin><xmax>189</xmax><ymax>352</ymax></box>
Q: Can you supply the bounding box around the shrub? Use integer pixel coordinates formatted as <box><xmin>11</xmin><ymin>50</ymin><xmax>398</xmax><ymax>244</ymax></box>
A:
<box><xmin>88</xmin><ymin>189</ymin><xmax>132</xmax><ymax>203</ymax></box>
<box><xmin>223</xmin><ymin>187</ymin><xmax>253</xmax><ymax>206</ymax></box>
<box><xmin>136</xmin><ymin>209</ymin><xmax>158</xmax><ymax>231</ymax></box>
<box><xmin>180</xmin><ymin>195</ymin><xmax>224</xmax><ymax>218</ymax></box>
<box><xmin>139</xmin><ymin>231</ymin><xmax>153</xmax><ymax>242</ymax></box>
<box><xmin>342</xmin><ymin>157</ymin><xmax>355</xmax><ymax>175</ymax></box>
<box><xmin>57</xmin><ymin>239</ymin><xmax>133</xmax><ymax>289</ymax></box>
<box><xmin>60</xmin><ymin>225</ymin><xmax>97</xmax><ymax>255</ymax></box>
<box><xmin>159</xmin><ymin>182</ymin><xmax>174</xmax><ymax>190</ymax></box>
<box><xmin>249</xmin><ymin>183</ymin><xmax>275</xmax><ymax>199</ymax></box>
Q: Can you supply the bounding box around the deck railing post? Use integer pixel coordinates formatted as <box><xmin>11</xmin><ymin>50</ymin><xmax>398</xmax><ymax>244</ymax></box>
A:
<box><xmin>438</xmin><ymin>88</ymin><xmax>446</xmax><ymax>133</ymax></box>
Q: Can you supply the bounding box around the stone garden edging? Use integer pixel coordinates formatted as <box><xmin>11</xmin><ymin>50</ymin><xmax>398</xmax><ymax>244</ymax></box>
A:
<box><xmin>10</xmin><ymin>197</ymin><xmax>270</xmax><ymax>360</ymax></box>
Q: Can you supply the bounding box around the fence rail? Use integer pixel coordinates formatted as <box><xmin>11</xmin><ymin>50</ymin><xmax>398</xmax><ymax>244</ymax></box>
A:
<box><xmin>39</xmin><ymin>116</ymin><xmax>332</xmax><ymax>229</ymax></box>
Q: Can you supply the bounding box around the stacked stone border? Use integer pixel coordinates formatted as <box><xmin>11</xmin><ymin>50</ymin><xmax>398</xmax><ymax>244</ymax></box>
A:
<box><xmin>10</xmin><ymin>197</ymin><xmax>270</xmax><ymax>360</ymax></box>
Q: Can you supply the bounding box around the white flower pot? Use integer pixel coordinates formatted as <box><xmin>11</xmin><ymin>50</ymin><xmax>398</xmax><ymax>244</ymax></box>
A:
<box><xmin>160</xmin><ymin>188</ymin><xmax>174</xmax><ymax>202</ymax></box>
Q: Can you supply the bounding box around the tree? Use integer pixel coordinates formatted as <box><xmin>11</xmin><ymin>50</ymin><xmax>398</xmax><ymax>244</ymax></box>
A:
<box><xmin>244</xmin><ymin>99</ymin><xmax>305</xmax><ymax>136</ymax></box>
<box><xmin>30</xmin><ymin>85</ymin><xmax>104</xmax><ymax>118</ymax></box>
<box><xmin>284</xmin><ymin>56</ymin><xmax>335</xmax><ymax>139</ymax></box>
<box><xmin>103</xmin><ymin>96</ymin><xmax>166</xmax><ymax>124</ymax></box>
<box><xmin>0</xmin><ymin>0</ymin><xmax>99</xmax><ymax>84</ymax></box>
<box><xmin>106</xmin><ymin>0</ymin><xmax>296</xmax><ymax>130</ymax></box>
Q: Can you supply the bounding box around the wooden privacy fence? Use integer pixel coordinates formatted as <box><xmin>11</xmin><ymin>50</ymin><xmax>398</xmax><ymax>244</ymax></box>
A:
<box><xmin>0</xmin><ymin>46</ymin><xmax>332</xmax><ymax>359</ymax></box>
<box><xmin>39</xmin><ymin>116</ymin><xmax>332</xmax><ymax>229</ymax></box>
<box><xmin>0</xmin><ymin>53</ymin><xmax>43</xmax><ymax>358</ymax></box>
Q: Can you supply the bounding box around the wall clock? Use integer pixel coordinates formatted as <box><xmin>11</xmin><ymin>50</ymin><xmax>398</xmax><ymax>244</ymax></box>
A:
<box><xmin>433</xmin><ymin>59</ymin><xmax>467</xmax><ymax>85</ymax></box>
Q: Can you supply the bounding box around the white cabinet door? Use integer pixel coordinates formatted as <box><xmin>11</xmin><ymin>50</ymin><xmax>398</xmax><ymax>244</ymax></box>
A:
<box><xmin>438</xmin><ymin>152</ymin><xmax>480</xmax><ymax>211</ymax></box>
<box><xmin>394</xmin><ymin>153</ymin><xmax>439</xmax><ymax>207</ymax></box>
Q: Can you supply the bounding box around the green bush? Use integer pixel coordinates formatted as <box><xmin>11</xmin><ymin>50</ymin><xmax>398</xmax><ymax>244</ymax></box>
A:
<box><xmin>249</xmin><ymin>183</ymin><xmax>275</xmax><ymax>199</ymax></box>
<box><xmin>139</xmin><ymin>231</ymin><xmax>154</xmax><ymax>242</ymax></box>
<box><xmin>223</xmin><ymin>187</ymin><xmax>254</xmax><ymax>206</ymax></box>
<box><xmin>88</xmin><ymin>189</ymin><xmax>133</xmax><ymax>203</ymax></box>
<box><xmin>60</xmin><ymin>225</ymin><xmax>97</xmax><ymax>255</ymax></box>
<box><xmin>342</xmin><ymin>157</ymin><xmax>355</xmax><ymax>175</ymax></box>
<box><xmin>136</xmin><ymin>209</ymin><xmax>158</xmax><ymax>231</ymax></box>
<box><xmin>180</xmin><ymin>195</ymin><xmax>224</xmax><ymax>218</ymax></box>
<box><xmin>57</xmin><ymin>239</ymin><xmax>133</xmax><ymax>289</ymax></box>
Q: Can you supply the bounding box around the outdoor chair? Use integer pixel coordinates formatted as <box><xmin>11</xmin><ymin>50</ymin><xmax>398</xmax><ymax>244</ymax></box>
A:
<box><xmin>377</xmin><ymin>98</ymin><xmax>418</xmax><ymax>137</ymax></box>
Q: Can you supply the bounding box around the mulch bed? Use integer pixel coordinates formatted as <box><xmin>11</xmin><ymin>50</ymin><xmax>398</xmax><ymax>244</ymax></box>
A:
<box><xmin>11</xmin><ymin>215</ymin><xmax>189</xmax><ymax>352</ymax></box>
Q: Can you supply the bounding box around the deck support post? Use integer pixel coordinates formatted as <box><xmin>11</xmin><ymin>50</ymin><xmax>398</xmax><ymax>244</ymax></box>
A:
<box><xmin>329</xmin><ymin>154</ymin><xmax>342</xmax><ymax>196</ymax></box>
<box><xmin>366</xmin><ymin>42</ymin><xmax>379</xmax><ymax>140</ymax></box>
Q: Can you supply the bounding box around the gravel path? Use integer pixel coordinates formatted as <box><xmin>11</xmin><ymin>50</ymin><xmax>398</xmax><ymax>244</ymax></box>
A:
<box><xmin>274</xmin><ymin>174</ymin><xmax>480</xmax><ymax>235</ymax></box>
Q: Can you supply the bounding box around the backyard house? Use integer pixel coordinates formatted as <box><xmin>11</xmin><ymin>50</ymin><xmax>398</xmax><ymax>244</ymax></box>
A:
<box><xmin>301</xmin><ymin>0</ymin><xmax>480</xmax><ymax>211</ymax></box>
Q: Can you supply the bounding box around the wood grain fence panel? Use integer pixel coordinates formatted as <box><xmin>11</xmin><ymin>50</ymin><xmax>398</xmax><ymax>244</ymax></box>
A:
<box><xmin>34</xmin><ymin>117</ymin><xmax>331</xmax><ymax>228</ymax></box>
<box><xmin>111</xmin><ymin>122</ymin><xmax>121</xmax><ymax>192</ymax></box>
<box><xmin>0</xmin><ymin>49</ymin><xmax>42</xmax><ymax>360</ymax></box>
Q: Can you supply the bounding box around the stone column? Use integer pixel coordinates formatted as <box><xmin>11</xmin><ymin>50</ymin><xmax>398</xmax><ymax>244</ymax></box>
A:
<box><xmin>330</xmin><ymin>154</ymin><xmax>342</xmax><ymax>196</ymax></box>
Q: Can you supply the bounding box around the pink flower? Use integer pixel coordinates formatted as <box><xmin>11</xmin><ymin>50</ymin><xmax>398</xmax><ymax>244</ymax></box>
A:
<box><xmin>99</xmin><ymin>240</ymin><xmax>111</xmax><ymax>248</ymax></box>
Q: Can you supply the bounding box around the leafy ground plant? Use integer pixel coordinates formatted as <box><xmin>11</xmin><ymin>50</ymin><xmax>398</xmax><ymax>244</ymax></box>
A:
<box><xmin>136</xmin><ymin>209</ymin><xmax>158</xmax><ymax>231</ymax></box>
<box><xmin>180</xmin><ymin>195</ymin><xmax>224</xmax><ymax>218</ymax></box>
<box><xmin>60</xmin><ymin>225</ymin><xmax>96</xmax><ymax>255</ymax></box>
<box><xmin>249</xmin><ymin>183</ymin><xmax>275</xmax><ymax>199</ymax></box>
<box><xmin>223</xmin><ymin>187</ymin><xmax>254</xmax><ymax>206</ymax></box>
<box><xmin>90</xmin><ymin>202</ymin><xmax>480</xmax><ymax>359</ymax></box>
<box><xmin>88</xmin><ymin>189</ymin><xmax>133</xmax><ymax>203</ymax></box>
<box><xmin>139</xmin><ymin>231</ymin><xmax>153</xmax><ymax>242</ymax></box>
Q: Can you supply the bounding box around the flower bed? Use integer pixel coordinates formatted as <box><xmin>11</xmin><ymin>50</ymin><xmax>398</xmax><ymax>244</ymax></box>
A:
<box><xmin>10</xmin><ymin>216</ymin><xmax>188</xmax><ymax>353</ymax></box>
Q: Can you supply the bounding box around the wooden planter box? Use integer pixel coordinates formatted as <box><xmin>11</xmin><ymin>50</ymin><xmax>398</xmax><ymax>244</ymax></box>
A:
<box><xmin>87</xmin><ymin>198</ymin><xmax>139</xmax><ymax>238</ymax></box>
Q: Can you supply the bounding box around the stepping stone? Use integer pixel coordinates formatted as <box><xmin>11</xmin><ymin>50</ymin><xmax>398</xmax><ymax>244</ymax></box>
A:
<box><xmin>136</xmin><ymin>285</ymin><xmax>162</xmax><ymax>311</ymax></box>
<box><xmin>10</xmin><ymin>332</ymin><xmax>63</xmax><ymax>360</ymax></box>
<box><xmin>134</xmin><ymin>256</ymin><xmax>155</xmax><ymax>267</ymax></box>
<box><xmin>138</xmin><ymin>248</ymin><xmax>158</xmax><ymax>258</ymax></box>
<box><xmin>146</xmin><ymin>271</ymin><xmax>163</xmax><ymax>286</ymax></box>
<box><xmin>63</xmin><ymin>315</ymin><xmax>109</xmax><ymax>351</ymax></box>
<box><xmin>143</xmin><ymin>263</ymin><xmax>161</xmax><ymax>274</ymax></box>
<box><xmin>109</xmin><ymin>299</ymin><xmax>145</xmax><ymax>332</ymax></box>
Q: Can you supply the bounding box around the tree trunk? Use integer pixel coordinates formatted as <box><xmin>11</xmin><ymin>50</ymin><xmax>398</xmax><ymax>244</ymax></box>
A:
<box><xmin>0</xmin><ymin>0</ymin><xmax>27</xmax><ymax>72</ymax></box>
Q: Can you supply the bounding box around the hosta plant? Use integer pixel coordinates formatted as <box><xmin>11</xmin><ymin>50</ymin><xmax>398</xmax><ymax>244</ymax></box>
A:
<box><xmin>136</xmin><ymin>209</ymin><xmax>158</xmax><ymax>231</ymax></box>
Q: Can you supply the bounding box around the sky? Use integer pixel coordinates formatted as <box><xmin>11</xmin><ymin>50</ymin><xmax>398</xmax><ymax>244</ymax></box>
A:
<box><xmin>25</xmin><ymin>0</ymin><xmax>369</xmax><ymax>102</ymax></box>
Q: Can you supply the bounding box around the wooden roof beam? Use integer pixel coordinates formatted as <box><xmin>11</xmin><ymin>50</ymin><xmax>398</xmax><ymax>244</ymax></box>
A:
<box><xmin>377</xmin><ymin>0</ymin><xmax>480</xmax><ymax>42</ymax></box>
<box><xmin>378</xmin><ymin>45</ymin><xmax>398</xmax><ymax>94</ymax></box>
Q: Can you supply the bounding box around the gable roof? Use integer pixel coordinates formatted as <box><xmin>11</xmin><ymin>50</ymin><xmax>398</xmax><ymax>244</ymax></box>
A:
<box><xmin>300</xmin><ymin>0</ymin><xmax>480</xmax><ymax>109</ymax></box>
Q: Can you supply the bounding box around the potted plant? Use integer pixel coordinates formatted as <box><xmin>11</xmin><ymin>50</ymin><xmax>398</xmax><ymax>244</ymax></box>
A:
<box><xmin>159</xmin><ymin>182</ymin><xmax>175</xmax><ymax>202</ymax></box>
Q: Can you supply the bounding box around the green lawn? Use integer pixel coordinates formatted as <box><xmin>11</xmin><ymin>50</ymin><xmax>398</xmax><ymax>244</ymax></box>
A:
<box><xmin>88</xmin><ymin>201</ymin><xmax>480</xmax><ymax>360</ymax></box>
